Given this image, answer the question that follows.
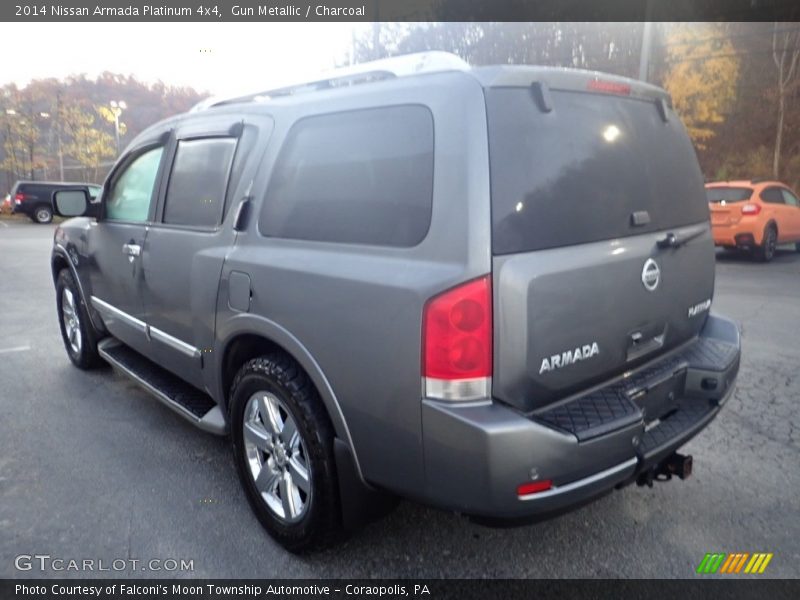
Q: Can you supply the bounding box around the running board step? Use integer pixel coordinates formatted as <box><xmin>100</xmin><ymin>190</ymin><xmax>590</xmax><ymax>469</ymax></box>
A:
<box><xmin>98</xmin><ymin>338</ymin><xmax>226</xmax><ymax>435</ymax></box>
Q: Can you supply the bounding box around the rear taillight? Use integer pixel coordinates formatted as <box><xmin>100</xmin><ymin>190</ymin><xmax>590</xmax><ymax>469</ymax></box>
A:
<box><xmin>14</xmin><ymin>193</ymin><xmax>25</xmax><ymax>204</ymax></box>
<box><xmin>741</xmin><ymin>203</ymin><xmax>761</xmax><ymax>215</ymax></box>
<box><xmin>587</xmin><ymin>79</ymin><xmax>632</xmax><ymax>96</ymax></box>
<box><xmin>423</xmin><ymin>275</ymin><xmax>492</xmax><ymax>401</ymax></box>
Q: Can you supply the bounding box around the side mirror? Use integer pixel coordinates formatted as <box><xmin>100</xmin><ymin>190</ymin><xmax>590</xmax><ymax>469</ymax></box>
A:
<box><xmin>54</xmin><ymin>190</ymin><xmax>90</xmax><ymax>217</ymax></box>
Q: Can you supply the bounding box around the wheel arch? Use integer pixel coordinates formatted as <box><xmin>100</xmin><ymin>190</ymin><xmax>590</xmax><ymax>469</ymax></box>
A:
<box><xmin>51</xmin><ymin>245</ymin><xmax>104</xmax><ymax>332</ymax></box>
<box><xmin>215</xmin><ymin>314</ymin><xmax>364</xmax><ymax>482</ymax></box>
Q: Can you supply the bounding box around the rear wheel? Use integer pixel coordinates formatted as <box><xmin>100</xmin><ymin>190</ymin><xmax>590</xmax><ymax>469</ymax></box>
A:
<box><xmin>230</xmin><ymin>354</ymin><xmax>341</xmax><ymax>552</ymax></box>
<box><xmin>33</xmin><ymin>205</ymin><xmax>53</xmax><ymax>224</ymax></box>
<box><xmin>56</xmin><ymin>269</ymin><xmax>102</xmax><ymax>369</ymax></box>
<box><xmin>755</xmin><ymin>225</ymin><xmax>777</xmax><ymax>262</ymax></box>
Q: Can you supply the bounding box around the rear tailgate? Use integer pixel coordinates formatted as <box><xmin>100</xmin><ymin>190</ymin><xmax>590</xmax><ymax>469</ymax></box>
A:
<box><xmin>486</xmin><ymin>77</ymin><xmax>714</xmax><ymax>412</ymax></box>
<box><xmin>707</xmin><ymin>186</ymin><xmax>752</xmax><ymax>227</ymax></box>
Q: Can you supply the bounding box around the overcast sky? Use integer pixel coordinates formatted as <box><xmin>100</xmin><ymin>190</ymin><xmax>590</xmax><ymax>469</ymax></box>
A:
<box><xmin>2</xmin><ymin>23</ymin><xmax>369</xmax><ymax>96</ymax></box>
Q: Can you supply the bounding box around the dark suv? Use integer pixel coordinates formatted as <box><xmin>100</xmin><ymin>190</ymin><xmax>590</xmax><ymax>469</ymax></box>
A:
<box><xmin>51</xmin><ymin>52</ymin><xmax>741</xmax><ymax>551</ymax></box>
<box><xmin>11</xmin><ymin>180</ymin><xmax>101</xmax><ymax>223</ymax></box>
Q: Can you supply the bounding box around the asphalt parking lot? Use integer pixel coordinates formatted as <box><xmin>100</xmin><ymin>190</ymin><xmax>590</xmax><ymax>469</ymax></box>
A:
<box><xmin>1</xmin><ymin>220</ymin><xmax>798</xmax><ymax>579</ymax></box>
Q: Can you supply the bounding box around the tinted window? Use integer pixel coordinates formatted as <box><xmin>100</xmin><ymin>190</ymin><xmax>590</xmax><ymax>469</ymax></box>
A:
<box><xmin>487</xmin><ymin>89</ymin><xmax>709</xmax><ymax>254</ymax></box>
<box><xmin>164</xmin><ymin>138</ymin><xmax>236</xmax><ymax>227</ymax></box>
<box><xmin>260</xmin><ymin>106</ymin><xmax>434</xmax><ymax>247</ymax></box>
<box><xmin>761</xmin><ymin>188</ymin><xmax>785</xmax><ymax>204</ymax></box>
<box><xmin>88</xmin><ymin>186</ymin><xmax>101</xmax><ymax>199</ymax></box>
<box><xmin>706</xmin><ymin>187</ymin><xmax>752</xmax><ymax>203</ymax></box>
<box><xmin>106</xmin><ymin>146</ymin><xmax>164</xmax><ymax>222</ymax></box>
<box><xmin>781</xmin><ymin>189</ymin><xmax>799</xmax><ymax>207</ymax></box>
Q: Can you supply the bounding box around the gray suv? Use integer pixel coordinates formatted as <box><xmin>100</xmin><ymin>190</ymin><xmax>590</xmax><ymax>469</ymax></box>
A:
<box><xmin>51</xmin><ymin>52</ymin><xmax>741</xmax><ymax>551</ymax></box>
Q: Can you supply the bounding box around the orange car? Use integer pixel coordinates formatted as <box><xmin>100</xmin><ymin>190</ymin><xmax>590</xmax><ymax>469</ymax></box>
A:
<box><xmin>706</xmin><ymin>180</ymin><xmax>800</xmax><ymax>261</ymax></box>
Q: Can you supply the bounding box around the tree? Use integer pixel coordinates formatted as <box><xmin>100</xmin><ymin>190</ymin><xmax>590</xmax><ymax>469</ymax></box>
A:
<box><xmin>771</xmin><ymin>22</ymin><xmax>800</xmax><ymax>178</ymax></box>
<box><xmin>61</xmin><ymin>105</ymin><xmax>115</xmax><ymax>182</ymax></box>
<box><xmin>661</xmin><ymin>24</ymin><xmax>740</xmax><ymax>150</ymax></box>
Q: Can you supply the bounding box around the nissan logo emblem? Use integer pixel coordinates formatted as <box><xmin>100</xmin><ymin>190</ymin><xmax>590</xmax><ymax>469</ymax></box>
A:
<box><xmin>642</xmin><ymin>259</ymin><xmax>660</xmax><ymax>291</ymax></box>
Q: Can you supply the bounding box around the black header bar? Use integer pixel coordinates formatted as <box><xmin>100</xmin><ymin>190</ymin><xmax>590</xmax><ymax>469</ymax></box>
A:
<box><xmin>2</xmin><ymin>0</ymin><xmax>799</xmax><ymax>22</ymax></box>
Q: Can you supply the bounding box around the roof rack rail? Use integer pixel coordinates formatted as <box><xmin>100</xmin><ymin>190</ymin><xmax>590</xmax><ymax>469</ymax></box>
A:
<box><xmin>191</xmin><ymin>51</ymin><xmax>470</xmax><ymax>112</ymax></box>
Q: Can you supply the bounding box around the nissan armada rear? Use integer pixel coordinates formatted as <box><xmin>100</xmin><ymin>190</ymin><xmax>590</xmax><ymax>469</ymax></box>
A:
<box><xmin>50</xmin><ymin>53</ymin><xmax>741</xmax><ymax>551</ymax></box>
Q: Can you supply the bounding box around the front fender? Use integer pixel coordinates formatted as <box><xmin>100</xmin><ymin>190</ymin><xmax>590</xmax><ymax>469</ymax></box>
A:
<box><xmin>52</xmin><ymin>231</ymin><xmax>104</xmax><ymax>333</ymax></box>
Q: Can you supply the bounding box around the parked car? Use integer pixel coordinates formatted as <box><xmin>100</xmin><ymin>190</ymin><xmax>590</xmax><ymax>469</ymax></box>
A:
<box><xmin>11</xmin><ymin>180</ymin><xmax>101</xmax><ymax>223</ymax></box>
<box><xmin>707</xmin><ymin>179</ymin><xmax>800</xmax><ymax>261</ymax></box>
<box><xmin>50</xmin><ymin>52</ymin><xmax>741</xmax><ymax>551</ymax></box>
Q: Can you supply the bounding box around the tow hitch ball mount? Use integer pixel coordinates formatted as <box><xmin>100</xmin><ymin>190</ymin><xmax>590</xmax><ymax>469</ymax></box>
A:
<box><xmin>637</xmin><ymin>452</ymin><xmax>693</xmax><ymax>488</ymax></box>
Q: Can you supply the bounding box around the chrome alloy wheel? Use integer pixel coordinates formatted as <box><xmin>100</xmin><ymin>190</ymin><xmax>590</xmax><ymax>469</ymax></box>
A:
<box><xmin>243</xmin><ymin>392</ymin><xmax>311</xmax><ymax>523</ymax></box>
<box><xmin>61</xmin><ymin>288</ymin><xmax>82</xmax><ymax>355</ymax></box>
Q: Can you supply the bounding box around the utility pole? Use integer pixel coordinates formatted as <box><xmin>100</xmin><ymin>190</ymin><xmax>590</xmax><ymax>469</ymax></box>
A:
<box><xmin>56</xmin><ymin>91</ymin><xmax>64</xmax><ymax>181</ymax></box>
<box><xmin>638</xmin><ymin>0</ymin><xmax>655</xmax><ymax>82</ymax></box>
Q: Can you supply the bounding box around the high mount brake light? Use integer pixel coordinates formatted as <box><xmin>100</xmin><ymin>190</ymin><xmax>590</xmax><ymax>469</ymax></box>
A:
<box><xmin>587</xmin><ymin>79</ymin><xmax>632</xmax><ymax>96</ymax></box>
<box><xmin>422</xmin><ymin>275</ymin><xmax>492</xmax><ymax>401</ymax></box>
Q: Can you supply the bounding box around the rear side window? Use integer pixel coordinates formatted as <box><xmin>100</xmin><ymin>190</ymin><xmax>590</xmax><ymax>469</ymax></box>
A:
<box><xmin>259</xmin><ymin>105</ymin><xmax>434</xmax><ymax>247</ymax></box>
<box><xmin>761</xmin><ymin>188</ymin><xmax>785</xmax><ymax>204</ymax></box>
<box><xmin>487</xmin><ymin>89</ymin><xmax>709</xmax><ymax>254</ymax></box>
<box><xmin>782</xmin><ymin>189</ymin><xmax>799</xmax><ymax>207</ymax></box>
<box><xmin>163</xmin><ymin>138</ymin><xmax>237</xmax><ymax>228</ymax></box>
<box><xmin>706</xmin><ymin>187</ymin><xmax>752</xmax><ymax>203</ymax></box>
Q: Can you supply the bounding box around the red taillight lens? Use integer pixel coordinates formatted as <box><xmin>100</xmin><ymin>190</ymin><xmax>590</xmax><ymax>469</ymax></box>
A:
<box><xmin>517</xmin><ymin>480</ymin><xmax>553</xmax><ymax>496</ymax></box>
<box><xmin>587</xmin><ymin>79</ymin><xmax>632</xmax><ymax>96</ymax></box>
<box><xmin>14</xmin><ymin>193</ymin><xmax>26</xmax><ymax>203</ymax></box>
<box><xmin>741</xmin><ymin>203</ymin><xmax>761</xmax><ymax>215</ymax></box>
<box><xmin>423</xmin><ymin>275</ymin><xmax>492</xmax><ymax>401</ymax></box>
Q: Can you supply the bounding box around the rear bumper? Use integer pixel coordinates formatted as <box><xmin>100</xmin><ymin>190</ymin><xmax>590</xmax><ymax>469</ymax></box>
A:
<box><xmin>420</xmin><ymin>313</ymin><xmax>740</xmax><ymax>519</ymax></box>
<box><xmin>11</xmin><ymin>203</ymin><xmax>31</xmax><ymax>216</ymax></box>
<box><xmin>712</xmin><ymin>220</ymin><xmax>764</xmax><ymax>247</ymax></box>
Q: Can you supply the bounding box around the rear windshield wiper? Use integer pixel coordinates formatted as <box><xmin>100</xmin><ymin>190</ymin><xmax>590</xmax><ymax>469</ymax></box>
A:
<box><xmin>656</xmin><ymin>228</ymin><xmax>705</xmax><ymax>249</ymax></box>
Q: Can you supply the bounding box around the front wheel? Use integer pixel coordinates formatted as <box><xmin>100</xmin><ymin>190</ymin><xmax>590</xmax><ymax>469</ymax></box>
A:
<box><xmin>230</xmin><ymin>354</ymin><xmax>341</xmax><ymax>552</ymax></box>
<box><xmin>56</xmin><ymin>269</ymin><xmax>102</xmax><ymax>369</ymax></box>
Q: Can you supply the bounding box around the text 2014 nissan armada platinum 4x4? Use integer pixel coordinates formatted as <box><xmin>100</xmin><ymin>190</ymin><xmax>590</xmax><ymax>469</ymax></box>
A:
<box><xmin>51</xmin><ymin>53</ymin><xmax>741</xmax><ymax>551</ymax></box>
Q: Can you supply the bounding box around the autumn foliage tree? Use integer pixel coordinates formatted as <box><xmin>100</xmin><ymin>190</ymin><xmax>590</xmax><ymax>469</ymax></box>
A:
<box><xmin>0</xmin><ymin>74</ymin><xmax>203</xmax><ymax>191</ymax></box>
<box><xmin>661</xmin><ymin>24</ymin><xmax>740</xmax><ymax>150</ymax></box>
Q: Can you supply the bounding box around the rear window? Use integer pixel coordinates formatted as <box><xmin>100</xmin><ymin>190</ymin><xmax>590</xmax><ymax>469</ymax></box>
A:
<box><xmin>487</xmin><ymin>88</ymin><xmax>709</xmax><ymax>254</ymax></box>
<box><xmin>706</xmin><ymin>187</ymin><xmax>753</xmax><ymax>203</ymax></box>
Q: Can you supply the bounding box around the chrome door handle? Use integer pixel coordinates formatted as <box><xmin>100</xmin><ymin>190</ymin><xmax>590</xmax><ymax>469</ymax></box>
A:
<box><xmin>122</xmin><ymin>243</ymin><xmax>141</xmax><ymax>257</ymax></box>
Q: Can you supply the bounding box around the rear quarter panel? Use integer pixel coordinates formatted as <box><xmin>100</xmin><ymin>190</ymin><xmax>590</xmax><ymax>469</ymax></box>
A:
<box><xmin>215</xmin><ymin>72</ymin><xmax>492</xmax><ymax>492</ymax></box>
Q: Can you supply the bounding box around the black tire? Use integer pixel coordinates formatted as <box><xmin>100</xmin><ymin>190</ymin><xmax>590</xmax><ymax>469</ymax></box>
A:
<box><xmin>755</xmin><ymin>225</ymin><xmax>777</xmax><ymax>262</ymax></box>
<box><xmin>56</xmin><ymin>269</ymin><xmax>103</xmax><ymax>369</ymax></box>
<box><xmin>33</xmin><ymin>204</ymin><xmax>53</xmax><ymax>224</ymax></box>
<box><xmin>230</xmin><ymin>354</ymin><xmax>341</xmax><ymax>552</ymax></box>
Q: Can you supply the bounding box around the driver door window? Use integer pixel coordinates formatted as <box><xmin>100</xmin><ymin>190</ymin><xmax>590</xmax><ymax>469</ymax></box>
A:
<box><xmin>105</xmin><ymin>146</ymin><xmax>164</xmax><ymax>222</ymax></box>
